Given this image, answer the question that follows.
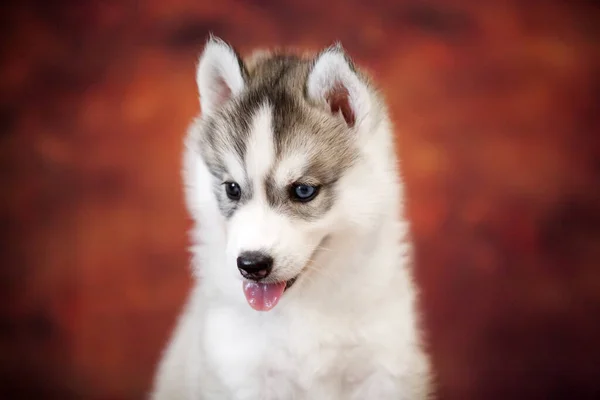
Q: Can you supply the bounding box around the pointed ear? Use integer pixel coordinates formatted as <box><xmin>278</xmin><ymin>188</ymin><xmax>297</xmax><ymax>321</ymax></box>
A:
<box><xmin>196</xmin><ymin>36</ymin><xmax>247</xmax><ymax>115</ymax></box>
<box><xmin>306</xmin><ymin>45</ymin><xmax>371</xmax><ymax>128</ymax></box>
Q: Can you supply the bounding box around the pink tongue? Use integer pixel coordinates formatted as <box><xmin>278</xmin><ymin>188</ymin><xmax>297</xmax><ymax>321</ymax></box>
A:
<box><xmin>243</xmin><ymin>281</ymin><xmax>286</xmax><ymax>311</ymax></box>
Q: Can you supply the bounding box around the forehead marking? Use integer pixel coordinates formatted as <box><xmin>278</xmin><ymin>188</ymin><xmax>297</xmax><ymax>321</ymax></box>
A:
<box><xmin>245</xmin><ymin>102</ymin><xmax>275</xmax><ymax>193</ymax></box>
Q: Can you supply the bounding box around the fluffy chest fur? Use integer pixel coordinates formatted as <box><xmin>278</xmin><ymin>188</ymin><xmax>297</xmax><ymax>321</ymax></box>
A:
<box><xmin>193</xmin><ymin>284</ymin><xmax>425</xmax><ymax>400</ymax></box>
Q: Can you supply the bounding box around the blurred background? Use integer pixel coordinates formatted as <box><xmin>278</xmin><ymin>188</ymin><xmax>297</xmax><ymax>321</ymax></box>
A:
<box><xmin>1</xmin><ymin>0</ymin><xmax>599</xmax><ymax>399</ymax></box>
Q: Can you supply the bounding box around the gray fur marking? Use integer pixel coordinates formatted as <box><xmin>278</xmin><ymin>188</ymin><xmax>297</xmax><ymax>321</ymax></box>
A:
<box><xmin>198</xmin><ymin>49</ymin><xmax>361</xmax><ymax>220</ymax></box>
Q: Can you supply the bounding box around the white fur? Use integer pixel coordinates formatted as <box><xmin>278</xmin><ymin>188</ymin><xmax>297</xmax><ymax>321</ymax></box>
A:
<box><xmin>152</xmin><ymin>43</ymin><xmax>432</xmax><ymax>400</ymax></box>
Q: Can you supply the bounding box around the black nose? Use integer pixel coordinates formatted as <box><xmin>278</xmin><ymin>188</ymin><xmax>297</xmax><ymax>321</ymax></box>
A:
<box><xmin>237</xmin><ymin>251</ymin><xmax>273</xmax><ymax>280</ymax></box>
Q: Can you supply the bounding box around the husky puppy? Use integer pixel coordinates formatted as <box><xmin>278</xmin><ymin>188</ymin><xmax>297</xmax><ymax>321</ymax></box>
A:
<box><xmin>152</xmin><ymin>36</ymin><xmax>432</xmax><ymax>399</ymax></box>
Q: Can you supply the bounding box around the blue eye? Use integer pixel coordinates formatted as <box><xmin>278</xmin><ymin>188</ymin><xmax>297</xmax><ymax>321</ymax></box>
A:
<box><xmin>291</xmin><ymin>184</ymin><xmax>320</xmax><ymax>202</ymax></box>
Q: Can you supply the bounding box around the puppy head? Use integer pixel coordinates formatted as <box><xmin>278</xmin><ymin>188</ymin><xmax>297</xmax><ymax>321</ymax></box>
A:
<box><xmin>185</xmin><ymin>37</ymin><xmax>388</xmax><ymax>310</ymax></box>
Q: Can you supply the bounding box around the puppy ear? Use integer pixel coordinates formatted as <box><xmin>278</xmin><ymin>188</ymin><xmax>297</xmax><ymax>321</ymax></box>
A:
<box><xmin>306</xmin><ymin>44</ymin><xmax>371</xmax><ymax>128</ymax></box>
<box><xmin>196</xmin><ymin>35</ymin><xmax>247</xmax><ymax>115</ymax></box>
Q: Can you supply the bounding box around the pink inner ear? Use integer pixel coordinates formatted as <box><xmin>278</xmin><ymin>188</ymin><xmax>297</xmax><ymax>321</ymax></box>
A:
<box><xmin>326</xmin><ymin>84</ymin><xmax>355</xmax><ymax>127</ymax></box>
<box><xmin>213</xmin><ymin>76</ymin><xmax>232</xmax><ymax>108</ymax></box>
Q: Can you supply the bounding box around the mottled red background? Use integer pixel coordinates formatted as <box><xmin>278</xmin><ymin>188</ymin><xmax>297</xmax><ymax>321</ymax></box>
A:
<box><xmin>1</xmin><ymin>0</ymin><xmax>599</xmax><ymax>399</ymax></box>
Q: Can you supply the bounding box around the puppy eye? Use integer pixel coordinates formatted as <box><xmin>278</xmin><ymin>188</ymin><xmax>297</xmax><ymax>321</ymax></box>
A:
<box><xmin>224</xmin><ymin>182</ymin><xmax>241</xmax><ymax>201</ymax></box>
<box><xmin>290</xmin><ymin>184</ymin><xmax>320</xmax><ymax>203</ymax></box>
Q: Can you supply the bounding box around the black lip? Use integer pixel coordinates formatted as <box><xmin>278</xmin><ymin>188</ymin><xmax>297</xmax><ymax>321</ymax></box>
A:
<box><xmin>284</xmin><ymin>276</ymin><xmax>298</xmax><ymax>291</ymax></box>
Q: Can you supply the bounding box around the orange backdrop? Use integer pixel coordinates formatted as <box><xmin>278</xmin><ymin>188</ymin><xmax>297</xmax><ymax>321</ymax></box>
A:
<box><xmin>1</xmin><ymin>1</ymin><xmax>599</xmax><ymax>399</ymax></box>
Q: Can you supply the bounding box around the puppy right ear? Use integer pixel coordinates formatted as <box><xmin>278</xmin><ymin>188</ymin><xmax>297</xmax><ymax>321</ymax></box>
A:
<box><xmin>196</xmin><ymin>36</ymin><xmax>247</xmax><ymax>116</ymax></box>
<box><xmin>306</xmin><ymin>43</ymin><xmax>371</xmax><ymax>129</ymax></box>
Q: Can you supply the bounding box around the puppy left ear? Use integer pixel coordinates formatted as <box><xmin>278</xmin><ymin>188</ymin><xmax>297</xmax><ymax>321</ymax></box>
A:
<box><xmin>306</xmin><ymin>44</ymin><xmax>371</xmax><ymax>128</ymax></box>
<box><xmin>196</xmin><ymin>35</ymin><xmax>247</xmax><ymax>116</ymax></box>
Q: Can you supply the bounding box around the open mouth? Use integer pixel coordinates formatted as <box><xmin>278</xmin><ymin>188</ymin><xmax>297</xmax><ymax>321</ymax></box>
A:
<box><xmin>242</xmin><ymin>236</ymin><xmax>327</xmax><ymax>312</ymax></box>
<box><xmin>242</xmin><ymin>274</ymin><xmax>300</xmax><ymax>312</ymax></box>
